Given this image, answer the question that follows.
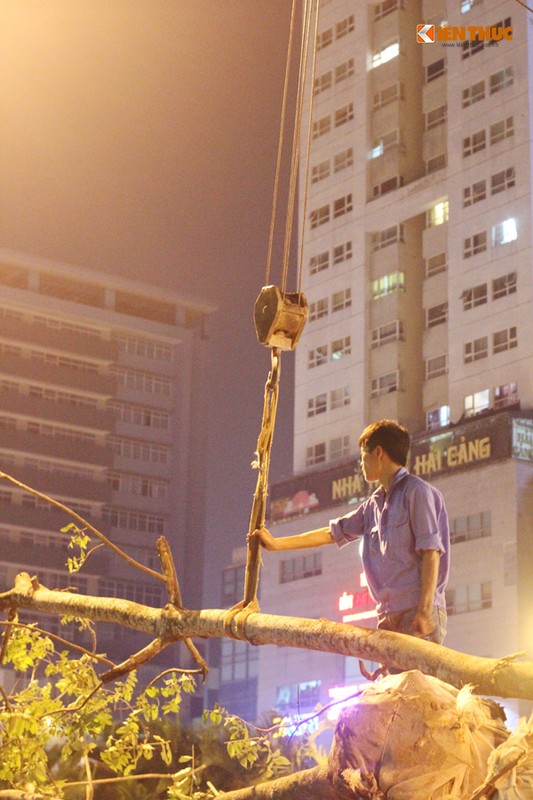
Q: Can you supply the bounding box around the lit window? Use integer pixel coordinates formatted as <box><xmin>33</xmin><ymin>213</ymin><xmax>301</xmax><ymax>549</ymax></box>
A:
<box><xmin>492</xmin><ymin>218</ymin><xmax>517</xmax><ymax>246</ymax></box>
<box><xmin>371</xmin><ymin>271</ymin><xmax>405</xmax><ymax>299</ymax></box>
<box><xmin>426</xmin><ymin>406</ymin><xmax>450</xmax><ymax>430</ymax></box>
<box><xmin>427</xmin><ymin>200</ymin><xmax>449</xmax><ymax>227</ymax></box>
<box><xmin>461</xmin><ymin>0</ymin><xmax>482</xmax><ymax>12</ymax></box>
<box><xmin>372</xmin><ymin>42</ymin><xmax>400</xmax><ymax>69</ymax></box>
<box><xmin>331</xmin><ymin>337</ymin><xmax>351</xmax><ymax>360</ymax></box>
<box><xmin>464</xmin><ymin>389</ymin><xmax>490</xmax><ymax>416</ymax></box>
<box><xmin>464</xmin><ymin>336</ymin><xmax>488</xmax><ymax>363</ymax></box>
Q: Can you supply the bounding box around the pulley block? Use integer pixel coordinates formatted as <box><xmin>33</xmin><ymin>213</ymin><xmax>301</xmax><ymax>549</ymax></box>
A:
<box><xmin>253</xmin><ymin>285</ymin><xmax>308</xmax><ymax>351</ymax></box>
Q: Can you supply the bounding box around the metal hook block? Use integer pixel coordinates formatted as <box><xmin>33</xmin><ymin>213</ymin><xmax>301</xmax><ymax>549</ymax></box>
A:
<box><xmin>253</xmin><ymin>285</ymin><xmax>308</xmax><ymax>351</ymax></box>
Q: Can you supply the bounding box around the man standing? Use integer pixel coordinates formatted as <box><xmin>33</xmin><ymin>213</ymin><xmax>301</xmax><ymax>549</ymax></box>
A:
<box><xmin>249</xmin><ymin>419</ymin><xmax>449</xmax><ymax>643</ymax></box>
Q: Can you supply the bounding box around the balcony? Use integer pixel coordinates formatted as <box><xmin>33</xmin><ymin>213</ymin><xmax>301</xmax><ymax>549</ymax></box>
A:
<box><xmin>0</xmin><ymin>351</ymin><xmax>116</xmax><ymax>397</ymax></box>
<box><xmin>0</xmin><ymin>314</ymin><xmax>118</xmax><ymax>362</ymax></box>
<box><xmin>0</xmin><ymin>387</ymin><xmax>115</xmax><ymax>432</ymax></box>
<box><xmin>6</xmin><ymin>465</ymin><xmax>111</xmax><ymax>504</ymax></box>
<box><xmin>0</xmin><ymin>427</ymin><xmax>113</xmax><ymax>467</ymax></box>
<box><xmin>0</xmin><ymin>502</ymin><xmax>111</xmax><ymax>540</ymax></box>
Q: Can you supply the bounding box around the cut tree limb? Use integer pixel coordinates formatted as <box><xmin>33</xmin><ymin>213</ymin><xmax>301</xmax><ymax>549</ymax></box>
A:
<box><xmin>2</xmin><ymin>572</ymin><xmax>533</xmax><ymax>700</ymax></box>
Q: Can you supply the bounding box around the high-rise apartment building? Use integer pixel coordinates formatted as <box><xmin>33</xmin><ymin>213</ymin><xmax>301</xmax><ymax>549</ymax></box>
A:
<box><xmin>0</xmin><ymin>249</ymin><xmax>213</xmax><ymax>668</ymax></box>
<box><xmin>249</xmin><ymin>0</ymin><xmax>533</xmax><ymax>728</ymax></box>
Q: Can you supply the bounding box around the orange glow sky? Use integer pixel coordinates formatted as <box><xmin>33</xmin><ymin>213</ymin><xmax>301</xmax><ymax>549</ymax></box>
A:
<box><xmin>0</xmin><ymin>0</ymin><xmax>296</xmax><ymax>604</ymax></box>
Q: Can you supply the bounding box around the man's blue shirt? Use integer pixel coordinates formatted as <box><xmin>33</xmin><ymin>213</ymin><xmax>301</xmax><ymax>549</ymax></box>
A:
<box><xmin>329</xmin><ymin>468</ymin><xmax>449</xmax><ymax>615</ymax></box>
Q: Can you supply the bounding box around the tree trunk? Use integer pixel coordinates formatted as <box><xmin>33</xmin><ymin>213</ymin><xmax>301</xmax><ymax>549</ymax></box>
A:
<box><xmin>220</xmin><ymin>765</ymin><xmax>337</xmax><ymax>799</ymax></box>
<box><xmin>2</xmin><ymin>572</ymin><xmax>533</xmax><ymax>700</ymax></box>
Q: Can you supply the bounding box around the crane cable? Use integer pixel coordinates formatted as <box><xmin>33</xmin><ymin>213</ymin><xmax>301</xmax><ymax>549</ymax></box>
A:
<box><xmin>227</xmin><ymin>1</ymin><xmax>322</xmax><ymax>635</ymax></box>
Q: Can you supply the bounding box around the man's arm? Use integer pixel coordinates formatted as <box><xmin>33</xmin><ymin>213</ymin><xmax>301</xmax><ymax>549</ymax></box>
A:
<box><xmin>248</xmin><ymin>526</ymin><xmax>333</xmax><ymax>552</ymax></box>
<box><xmin>411</xmin><ymin>549</ymin><xmax>440</xmax><ymax>637</ymax></box>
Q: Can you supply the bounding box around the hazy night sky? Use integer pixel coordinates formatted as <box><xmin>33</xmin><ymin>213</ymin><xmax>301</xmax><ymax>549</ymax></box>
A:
<box><xmin>0</xmin><ymin>0</ymin><xmax>298</xmax><ymax>606</ymax></box>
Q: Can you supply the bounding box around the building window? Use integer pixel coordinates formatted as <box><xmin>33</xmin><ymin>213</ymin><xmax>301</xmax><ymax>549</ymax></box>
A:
<box><xmin>334</xmin><ymin>147</ymin><xmax>354</xmax><ymax>174</ymax></box>
<box><xmin>464</xmin><ymin>336</ymin><xmax>488</xmax><ymax>363</ymax></box>
<box><xmin>426</xmin><ymin>104</ymin><xmax>447</xmax><ymax>130</ymax></box>
<box><xmin>450</xmin><ymin>511</ymin><xmax>491</xmax><ymax>545</ymax></box>
<box><xmin>372</xmin><ymin>271</ymin><xmax>405</xmax><ymax>299</ymax></box>
<box><xmin>309</xmin><ymin>297</ymin><xmax>328</xmax><ymax>322</ymax></box>
<box><xmin>332</xmin><ymin>288</ymin><xmax>351</xmax><ymax>312</ymax></box>
<box><xmin>331</xmin><ymin>336</ymin><xmax>351</xmax><ymax>360</ymax></box>
<box><xmin>314</xmin><ymin>70</ymin><xmax>332</xmax><ymax>95</ymax></box>
<box><xmin>493</xmin><ymin>327</ymin><xmax>517</xmax><ymax>354</ymax></box>
<box><xmin>333</xmin><ymin>241</ymin><xmax>353</xmax><ymax>265</ymax></box>
<box><xmin>371</xmin><ymin>371</ymin><xmax>400</xmax><ymax>398</ymax></box>
<box><xmin>280</xmin><ymin>553</ymin><xmax>322</xmax><ymax>584</ymax></box>
<box><xmin>490</xmin><ymin>116</ymin><xmax>514</xmax><ymax>145</ymax></box>
<box><xmin>308</xmin><ymin>344</ymin><xmax>328</xmax><ymax>368</ymax></box>
<box><xmin>374</xmin><ymin>0</ymin><xmax>403</xmax><ymax>20</ymax></box>
<box><xmin>427</xmin><ymin>200</ymin><xmax>449</xmax><ymax>227</ymax></box>
<box><xmin>335</xmin><ymin>58</ymin><xmax>354</xmax><ymax>84</ymax></box>
<box><xmin>491</xmin><ymin>167</ymin><xmax>515</xmax><ymax>195</ymax></box>
<box><xmin>335</xmin><ymin>102</ymin><xmax>354</xmax><ymax>127</ymax></box>
<box><xmin>464</xmin><ymin>389</ymin><xmax>490</xmax><ymax>416</ymax></box>
<box><xmin>494</xmin><ymin>382</ymin><xmax>518</xmax><ymax>408</ymax></box>
<box><xmin>463</xmin><ymin>179</ymin><xmax>486</xmax><ymax>206</ymax></box>
<box><xmin>373</xmin><ymin>83</ymin><xmax>404</xmax><ymax>110</ymax></box>
<box><xmin>492</xmin><ymin>218</ymin><xmax>517</xmax><ymax>246</ymax></box>
<box><xmin>369</xmin><ymin>129</ymin><xmax>401</xmax><ymax>160</ymax></box>
<box><xmin>426</xmin><ymin>153</ymin><xmax>447</xmax><ymax>174</ymax></box>
<box><xmin>489</xmin><ymin>66</ymin><xmax>513</xmax><ymax>95</ymax></box>
<box><xmin>371</xmin><ymin>320</ymin><xmax>404</xmax><ymax>348</ymax></box>
<box><xmin>426</xmin><ymin>58</ymin><xmax>446</xmax><ymax>83</ymax></box>
<box><xmin>310</xmin><ymin>204</ymin><xmax>330</xmax><ymax>229</ymax></box>
<box><xmin>333</xmin><ymin>193</ymin><xmax>353</xmax><ymax>219</ymax></box>
<box><xmin>462</xmin><ymin>283</ymin><xmax>487</xmax><ymax>310</ymax></box>
<box><xmin>427</xmin><ymin>405</ymin><xmax>450</xmax><ymax>430</ymax></box>
<box><xmin>463</xmin><ymin>129</ymin><xmax>486</xmax><ymax>157</ymax></box>
<box><xmin>372</xmin><ymin>176</ymin><xmax>404</xmax><ymax>197</ymax></box>
<box><xmin>462</xmin><ymin>79</ymin><xmax>485</xmax><ymax>108</ymax></box>
<box><xmin>463</xmin><ymin>231</ymin><xmax>487</xmax><ymax>258</ymax></box>
<box><xmin>448</xmin><ymin>582</ymin><xmax>492</xmax><ymax>615</ymax></box>
<box><xmin>311</xmin><ymin>159</ymin><xmax>330</xmax><ymax>184</ymax></box>
<box><xmin>330</xmin><ymin>435</ymin><xmax>350</xmax><ymax>460</ymax></box>
<box><xmin>492</xmin><ymin>272</ymin><xmax>517</xmax><ymax>299</ymax></box>
<box><xmin>317</xmin><ymin>27</ymin><xmax>333</xmax><ymax>51</ymax></box>
<box><xmin>336</xmin><ymin>15</ymin><xmax>354</xmax><ymax>38</ymax></box>
<box><xmin>372</xmin><ymin>224</ymin><xmax>404</xmax><ymax>251</ymax></box>
<box><xmin>307</xmin><ymin>393</ymin><xmax>327</xmax><ymax>417</ymax></box>
<box><xmin>312</xmin><ymin>114</ymin><xmax>331</xmax><ymax>140</ymax></box>
<box><xmin>425</xmin><ymin>252</ymin><xmax>447</xmax><ymax>278</ymax></box>
<box><xmin>309</xmin><ymin>251</ymin><xmax>329</xmax><ymax>275</ymax></box>
<box><xmin>461</xmin><ymin>0</ymin><xmax>482</xmax><ymax>12</ymax></box>
<box><xmin>426</xmin><ymin>302</ymin><xmax>448</xmax><ymax>327</ymax></box>
<box><xmin>331</xmin><ymin>386</ymin><xmax>351</xmax><ymax>410</ymax></box>
<box><xmin>306</xmin><ymin>442</ymin><xmax>326</xmax><ymax>467</ymax></box>
<box><xmin>426</xmin><ymin>354</ymin><xmax>448</xmax><ymax>379</ymax></box>
<box><xmin>372</xmin><ymin>42</ymin><xmax>400</xmax><ymax>69</ymax></box>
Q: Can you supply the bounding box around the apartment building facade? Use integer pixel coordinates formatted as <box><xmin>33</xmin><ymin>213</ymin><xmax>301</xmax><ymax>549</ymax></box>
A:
<box><xmin>244</xmin><ymin>0</ymin><xmax>533</xmax><ymax>728</ymax></box>
<box><xmin>0</xmin><ymin>249</ymin><xmax>213</xmax><ymax>669</ymax></box>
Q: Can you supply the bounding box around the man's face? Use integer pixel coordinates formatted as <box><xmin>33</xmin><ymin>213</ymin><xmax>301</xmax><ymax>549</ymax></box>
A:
<box><xmin>360</xmin><ymin>446</ymin><xmax>381</xmax><ymax>483</ymax></box>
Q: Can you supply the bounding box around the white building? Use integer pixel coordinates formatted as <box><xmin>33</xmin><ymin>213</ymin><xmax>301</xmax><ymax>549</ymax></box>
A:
<box><xmin>252</xmin><ymin>0</ymin><xmax>533</xmax><ymax>729</ymax></box>
<box><xmin>0</xmin><ymin>249</ymin><xmax>213</xmax><ymax>678</ymax></box>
